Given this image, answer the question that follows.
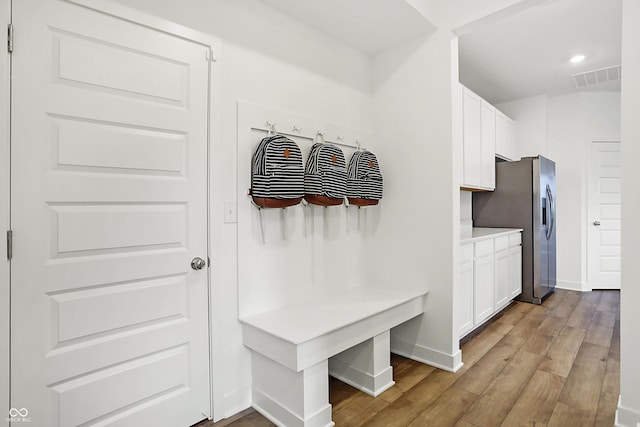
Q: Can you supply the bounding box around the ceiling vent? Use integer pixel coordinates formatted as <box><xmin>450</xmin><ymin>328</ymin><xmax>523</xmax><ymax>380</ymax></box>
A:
<box><xmin>572</xmin><ymin>65</ymin><xmax>621</xmax><ymax>88</ymax></box>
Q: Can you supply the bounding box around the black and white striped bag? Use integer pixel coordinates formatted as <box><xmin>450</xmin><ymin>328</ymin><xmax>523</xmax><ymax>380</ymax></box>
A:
<box><xmin>250</xmin><ymin>134</ymin><xmax>304</xmax><ymax>208</ymax></box>
<box><xmin>304</xmin><ymin>142</ymin><xmax>347</xmax><ymax>206</ymax></box>
<box><xmin>347</xmin><ymin>150</ymin><xmax>383</xmax><ymax>206</ymax></box>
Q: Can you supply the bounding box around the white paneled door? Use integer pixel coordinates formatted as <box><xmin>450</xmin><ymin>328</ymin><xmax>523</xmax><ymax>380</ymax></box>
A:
<box><xmin>587</xmin><ymin>141</ymin><xmax>621</xmax><ymax>290</ymax></box>
<box><xmin>11</xmin><ymin>1</ymin><xmax>211</xmax><ymax>425</ymax></box>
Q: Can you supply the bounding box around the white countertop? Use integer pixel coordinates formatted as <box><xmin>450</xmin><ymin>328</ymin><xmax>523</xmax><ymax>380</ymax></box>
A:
<box><xmin>461</xmin><ymin>227</ymin><xmax>523</xmax><ymax>244</ymax></box>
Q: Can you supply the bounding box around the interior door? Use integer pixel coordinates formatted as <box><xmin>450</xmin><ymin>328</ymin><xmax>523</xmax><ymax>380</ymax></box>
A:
<box><xmin>11</xmin><ymin>1</ymin><xmax>211</xmax><ymax>425</ymax></box>
<box><xmin>588</xmin><ymin>141</ymin><xmax>621</xmax><ymax>289</ymax></box>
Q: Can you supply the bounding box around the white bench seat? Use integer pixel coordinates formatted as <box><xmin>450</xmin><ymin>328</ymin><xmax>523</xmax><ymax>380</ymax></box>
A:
<box><xmin>239</xmin><ymin>285</ymin><xmax>428</xmax><ymax>427</ymax></box>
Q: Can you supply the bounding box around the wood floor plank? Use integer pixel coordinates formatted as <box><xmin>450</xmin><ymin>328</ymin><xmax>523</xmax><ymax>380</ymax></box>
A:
<box><xmin>459</xmin><ymin>329</ymin><xmax>506</xmax><ymax>370</ymax></box>
<box><xmin>499</xmin><ymin>370</ymin><xmax>565</xmax><ymax>426</ymax></box>
<box><xmin>538</xmin><ymin>326</ymin><xmax>586</xmax><ymax>379</ymax></box>
<box><xmin>357</xmin><ymin>396</ymin><xmax>422</xmax><ymax>427</ymax></box>
<box><xmin>330</xmin><ymin>375</ymin><xmax>392</xmax><ymax>423</ymax></box>
<box><xmin>408</xmin><ymin>386</ymin><xmax>478</xmax><ymax>427</ymax></box>
<box><xmin>460</xmin><ymin>350</ymin><xmax>544</xmax><ymax>426</ymax></box>
<box><xmin>455</xmin><ymin>334</ymin><xmax>526</xmax><ymax>395</ymax></box>
<box><xmin>584</xmin><ymin>311</ymin><xmax>616</xmax><ymax>348</ymax></box>
<box><xmin>508</xmin><ymin>305</ymin><xmax>549</xmax><ymax>338</ymax></box>
<box><xmin>521</xmin><ymin>315</ymin><xmax>568</xmax><ymax>356</ymax></box>
<box><xmin>566</xmin><ymin>297</ymin><xmax>598</xmax><ymax>330</ymax></box>
<box><xmin>594</xmin><ymin>355</ymin><xmax>620</xmax><ymax>427</ymax></box>
<box><xmin>547</xmin><ymin>402</ymin><xmax>596</xmax><ymax>427</ymax></box>
<box><xmin>494</xmin><ymin>301</ymin><xmax>534</xmax><ymax>326</ymax></box>
<box><xmin>403</xmin><ymin>369</ymin><xmax>460</xmax><ymax>408</ymax></box>
<box><xmin>557</xmin><ymin>342</ymin><xmax>608</xmax><ymax>413</ymax></box>
<box><xmin>596</xmin><ymin>290</ymin><xmax>620</xmax><ymax>313</ymax></box>
<box><xmin>549</xmin><ymin>291</ymin><xmax>581</xmax><ymax>318</ymax></box>
<box><xmin>390</xmin><ymin>358</ymin><xmax>437</xmax><ymax>394</ymax></box>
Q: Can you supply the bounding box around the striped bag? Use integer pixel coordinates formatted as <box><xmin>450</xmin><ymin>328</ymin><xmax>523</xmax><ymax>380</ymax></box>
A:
<box><xmin>304</xmin><ymin>142</ymin><xmax>347</xmax><ymax>206</ymax></box>
<box><xmin>250</xmin><ymin>135</ymin><xmax>304</xmax><ymax>208</ymax></box>
<box><xmin>347</xmin><ymin>150</ymin><xmax>383</xmax><ymax>206</ymax></box>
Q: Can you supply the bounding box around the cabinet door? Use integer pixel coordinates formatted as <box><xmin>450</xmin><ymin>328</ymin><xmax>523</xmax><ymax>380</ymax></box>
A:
<box><xmin>458</xmin><ymin>260</ymin><xmax>474</xmax><ymax>337</ymax></box>
<box><xmin>509</xmin><ymin>246</ymin><xmax>523</xmax><ymax>299</ymax></box>
<box><xmin>474</xmin><ymin>255</ymin><xmax>494</xmax><ymax>324</ymax></box>
<box><xmin>462</xmin><ymin>89</ymin><xmax>482</xmax><ymax>187</ymax></box>
<box><xmin>494</xmin><ymin>249</ymin><xmax>510</xmax><ymax>309</ymax></box>
<box><xmin>480</xmin><ymin>102</ymin><xmax>496</xmax><ymax>189</ymax></box>
<box><xmin>496</xmin><ymin>111</ymin><xmax>515</xmax><ymax>161</ymax></box>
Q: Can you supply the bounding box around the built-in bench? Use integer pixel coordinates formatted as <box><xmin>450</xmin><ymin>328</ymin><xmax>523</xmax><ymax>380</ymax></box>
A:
<box><xmin>239</xmin><ymin>285</ymin><xmax>428</xmax><ymax>427</ymax></box>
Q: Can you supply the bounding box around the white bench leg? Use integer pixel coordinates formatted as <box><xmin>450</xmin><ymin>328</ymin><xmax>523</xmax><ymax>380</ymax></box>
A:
<box><xmin>328</xmin><ymin>330</ymin><xmax>395</xmax><ymax>397</ymax></box>
<box><xmin>251</xmin><ymin>351</ymin><xmax>334</xmax><ymax>427</ymax></box>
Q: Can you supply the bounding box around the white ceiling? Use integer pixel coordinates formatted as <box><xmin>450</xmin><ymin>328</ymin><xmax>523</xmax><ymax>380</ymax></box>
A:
<box><xmin>255</xmin><ymin>0</ymin><xmax>436</xmax><ymax>54</ymax></box>
<box><xmin>459</xmin><ymin>0</ymin><xmax>623</xmax><ymax>104</ymax></box>
<box><xmin>256</xmin><ymin>0</ymin><xmax>621</xmax><ymax>105</ymax></box>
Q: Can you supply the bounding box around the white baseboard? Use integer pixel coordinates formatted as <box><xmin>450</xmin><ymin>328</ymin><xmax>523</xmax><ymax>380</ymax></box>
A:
<box><xmin>252</xmin><ymin>388</ymin><xmax>334</xmax><ymax>427</ymax></box>
<box><xmin>390</xmin><ymin>336</ymin><xmax>463</xmax><ymax>373</ymax></box>
<box><xmin>616</xmin><ymin>395</ymin><xmax>640</xmax><ymax>426</ymax></box>
<box><xmin>223</xmin><ymin>386</ymin><xmax>252</xmax><ymax>419</ymax></box>
<box><xmin>556</xmin><ymin>280</ymin><xmax>588</xmax><ymax>292</ymax></box>
<box><xmin>328</xmin><ymin>358</ymin><xmax>394</xmax><ymax>397</ymax></box>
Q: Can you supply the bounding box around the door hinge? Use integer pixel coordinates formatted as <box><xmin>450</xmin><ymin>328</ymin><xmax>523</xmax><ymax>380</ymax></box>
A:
<box><xmin>7</xmin><ymin>230</ymin><xmax>12</xmax><ymax>260</ymax></box>
<box><xmin>7</xmin><ymin>24</ymin><xmax>13</xmax><ymax>53</ymax></box>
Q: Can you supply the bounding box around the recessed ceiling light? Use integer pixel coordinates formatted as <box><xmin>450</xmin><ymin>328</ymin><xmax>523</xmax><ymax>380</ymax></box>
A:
<box><xmin>570</xmin><ymin>54</ymin><xmax>586</xmax><ymax>63</ymax></box>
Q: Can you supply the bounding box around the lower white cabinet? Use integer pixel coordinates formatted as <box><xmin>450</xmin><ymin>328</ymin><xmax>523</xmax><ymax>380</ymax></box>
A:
<box><xmin>458</xmin><ymin>231</ymin><xmax>522</xmax><ymax>338</ymax></box>
<box><xmin>474</xmin><ymin>240</ymin><xmax>494</xmax><ymax>325</ymax></box>
<box><xmin>458</xmin><ymin>245</ymin><xmax>474</xmax><ymax>337</ymax></box>
<box><xmin>508</xmin><ymin>234</ymin><xmax>523</xmax><ymax>299</ymax></box>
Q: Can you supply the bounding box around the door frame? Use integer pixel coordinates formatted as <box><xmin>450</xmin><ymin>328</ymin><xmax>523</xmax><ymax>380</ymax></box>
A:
<box><xmin>3</xmin><ymin>0</ymin><xmax>224</xmax><ymax>421</ymax></box>
<box><xmin>1</xmin><ymin>1</ymin><xmax>10</xmax><ymax>425</ymax></box>
<box><xmin>586</xmin><ymin>139</ymin><xmax>621</xmax><ymax>290</ymax></box>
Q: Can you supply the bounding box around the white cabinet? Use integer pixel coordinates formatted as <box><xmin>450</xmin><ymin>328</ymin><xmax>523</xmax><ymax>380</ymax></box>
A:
<box><xmin>461</xmin><ymin>86</ymin><xmax>497</xmax><ymax>191</ymax></box>
<box><xmin>496</xmin><ymin>110</ymin><xmax>516</xmax><ymax>161</ymax></box>
<box><xmin>474</xmin><ymin>251</ymin><xmax>494</xmax><ymax>324</ymax></box>
<box><xmin>494</xmin><ymin>237</ymin><xmax>510</xmax><ymax>310</ymax></box>
<box><xmin>508</xmin><ymin>234</ymin><xmax>523</xmax><ymax>299</ymax></box>
<box><xmin>462</xmin><ymin>88</ymin><xmax>482</xmax><ymax>188</ymax></box>
<box><xmin>458</xmin><ymin>231</ymin><xmax>523</xmax><ymax>338</ymax></box>
<box><xmin>458</xmin><ymin>244</ymin><xmax>474</xmax><ymax>337</ymax></box>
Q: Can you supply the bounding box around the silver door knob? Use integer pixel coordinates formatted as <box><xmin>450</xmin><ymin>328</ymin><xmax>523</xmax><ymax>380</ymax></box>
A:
<box><xmin>593</xmin><ymin>221</ymin><xmax>601</xmax><ymax>226</ymax></box>
<box><xmin>191</xmin><ymin>257</ymin><xmax>206</xmax><ymax>270</ymax></box>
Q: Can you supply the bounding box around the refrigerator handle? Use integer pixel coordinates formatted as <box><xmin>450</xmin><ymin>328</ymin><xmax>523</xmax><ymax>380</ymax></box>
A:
<box><xmin>546</xmin><ymin>184</ymin><xmax>555</xmax><ymax>240</ymax></box>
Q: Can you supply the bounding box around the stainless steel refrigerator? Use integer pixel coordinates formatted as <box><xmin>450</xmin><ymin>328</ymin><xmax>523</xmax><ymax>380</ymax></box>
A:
<box><xmin>472</xmin><ymin>156</ymin><xmax>556</xmax><ymax>304</ymax></box>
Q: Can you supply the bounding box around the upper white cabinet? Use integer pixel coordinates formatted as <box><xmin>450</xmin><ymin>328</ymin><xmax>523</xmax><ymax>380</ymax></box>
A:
<box><xmin>461</xmin><ymin>86</ymin><xmax>496</xmax><ymax>191</ymax></box>
<box><xmin>496</xmin><ymin>110</ymin><xmax>517</xmax><ymax>161</ymax></box>
<box><xmin>460</xmin><ymin>84</ymin><xmax>516</xmax><ymax>190</ymax></box>
<box><xmin>480</xmin><ymin>101</ymin><xmax>496</xmax><ymax>188</ymax></box>
<box><xmin>462</xmin><ymin>88</ymin><xmax>482</xmax><ymax>188</ymax></box>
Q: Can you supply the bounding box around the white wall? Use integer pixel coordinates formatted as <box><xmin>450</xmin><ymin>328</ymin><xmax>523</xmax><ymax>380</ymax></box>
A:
<box><xmin>370</xmin><ymin>29</ymin><xmax>461</xmax><ymax>371</ymax></box>
<box><xmin>496</xmin><ymin>94</ymin><xmax>548</xmax><ymax>158</ymax></box>
<box><xmin>496</xmin><ymin>92</ymin><xmax>621</xmax><ymax>292</ymax></box>
<box><xmin>618</xmin><ymin>0</ymin><xmax>640</xmax><ymax>424</ymax></box>
<box><xmin>547</xmin><ymin>92</ymin><xmax>620</xmax><ymax>292</ymax></box>
<box><xmin>111</xmin><ymin>0</ymin><xmax>374</xmax><ymax>419</ymax></box>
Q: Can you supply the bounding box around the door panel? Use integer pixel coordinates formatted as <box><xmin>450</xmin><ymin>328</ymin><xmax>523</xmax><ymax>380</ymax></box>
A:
<box><xmin>588</xmin><ymin>141</ymin><xmax>621</xmax><ymax>289</ymax></box>
<box><xmin>11</xmin><ymin>1</ymin><xmax>210</xmax><ymax>425</ymax></box>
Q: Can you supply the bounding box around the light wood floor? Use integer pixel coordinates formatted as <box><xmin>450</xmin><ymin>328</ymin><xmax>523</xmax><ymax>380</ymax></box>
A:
<box><xmin>205</xmin><ymin>289</ymin><xmax>620</xmax><ymax>427</ymax></box>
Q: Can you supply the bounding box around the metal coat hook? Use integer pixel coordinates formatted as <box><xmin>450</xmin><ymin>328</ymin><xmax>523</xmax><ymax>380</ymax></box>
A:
<box><xmin>265</xmin><ymin>121</ymin><xmax>277</xmax><ymax>135</ymax></box>
<box><xmin>336</xmin><ymin>135</ymin><xmax>344</xmax><ymax>143</ymax></box>
<box><xmin>315</xmin><ymin>131</ymin><xmax>325</xmax><ymax>144</ymax></box>
<box><xmin>356</xmin><ymin>140</ymin><xmax>362</xmax><ymax>151</ymax></box>
<box><xmin>292</xmin><ymin>125</ymin><xmax>302</xmax><ymax>133</ymax></box>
